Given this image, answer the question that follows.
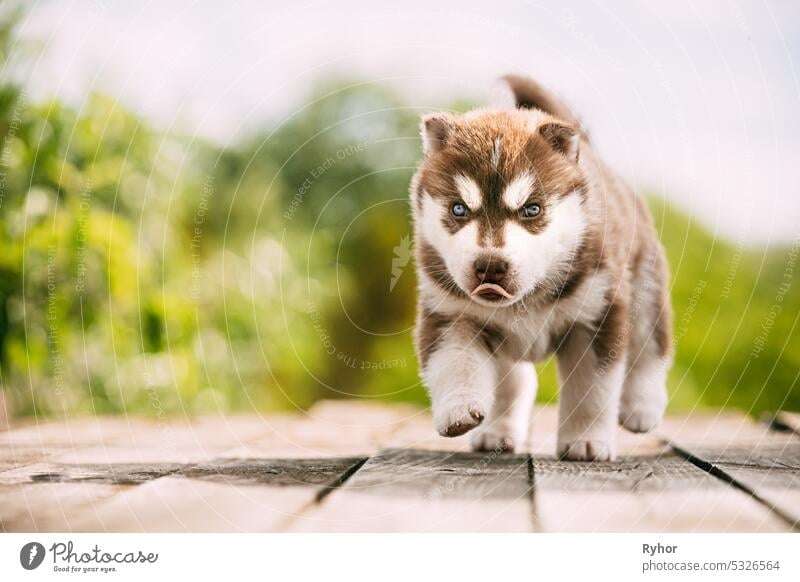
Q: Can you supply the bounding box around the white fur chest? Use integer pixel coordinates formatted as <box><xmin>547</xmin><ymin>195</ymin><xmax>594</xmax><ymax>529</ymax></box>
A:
<box><xmin>420</xmin><ymin>270</ymin><xmax>611</xmax><ymax>362</ymax></box>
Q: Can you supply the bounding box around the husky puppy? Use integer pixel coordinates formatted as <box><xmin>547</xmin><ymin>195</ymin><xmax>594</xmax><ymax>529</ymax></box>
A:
<box><xmin>411</xmin><ymin>75</ymin><xmax>672</xmax><ymax>461</ymax></box>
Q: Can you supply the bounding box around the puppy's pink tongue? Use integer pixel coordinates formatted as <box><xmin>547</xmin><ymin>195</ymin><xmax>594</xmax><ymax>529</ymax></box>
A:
<box><xmin>471</xmin><ymin>283</ymin><xmax>513</xmax><ymax>298</ymax></box>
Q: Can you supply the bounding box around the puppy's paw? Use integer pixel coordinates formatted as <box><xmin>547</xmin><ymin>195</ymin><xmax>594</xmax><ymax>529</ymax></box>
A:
<box><xmin>557</xmin><ymin>439</ymin><xmax>615</xmax><ymax>462</ymax></box>
<box><xmin>434</xmin><ymin>400</ymin><xmax>486</xmax><ymax>437</ymax></box>
<box><xmin>618</xmin><ymin>400</ymin><xmax>665</xmax><ymax>433</ymax></box>
<box><xmin>470</xmin><ymin>428</ymin><xmax>517</xmax><ymax>453</ymax></box>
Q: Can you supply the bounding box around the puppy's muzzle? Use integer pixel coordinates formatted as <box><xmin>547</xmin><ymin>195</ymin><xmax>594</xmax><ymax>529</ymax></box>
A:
<box><xmin>471</xmin><ymin>255</ymin><xmax>513</xmax><ymax>300</ymax></box>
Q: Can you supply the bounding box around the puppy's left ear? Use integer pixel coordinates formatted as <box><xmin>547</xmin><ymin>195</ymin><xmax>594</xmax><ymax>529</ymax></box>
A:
<box><xmin>420</xmin><ymin>113</ymin><xmax>454</xmax><ymax>157</ymax></box>
<box><xmin>539</xmin><ymin>122</ymin><xmax>579</xmax><ymax>162</ymax></box>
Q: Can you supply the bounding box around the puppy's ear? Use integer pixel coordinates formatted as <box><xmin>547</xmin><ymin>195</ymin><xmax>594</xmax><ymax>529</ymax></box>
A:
<box><xmin>539</xmin><ymin>122</ymin><xmax>579</xmax><ymax>162</ymax></box>
<box><xmin>420</xmin><ymin>113</ymin><xmax>454</xmax><ymax>156</ymax></box>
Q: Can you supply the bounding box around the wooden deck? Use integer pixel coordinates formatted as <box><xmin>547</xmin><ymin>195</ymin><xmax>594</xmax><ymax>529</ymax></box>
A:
<box><xmin>1</xmin><ymin>401</ymin><xmax>799</xmax><ymax>532</ymax></box>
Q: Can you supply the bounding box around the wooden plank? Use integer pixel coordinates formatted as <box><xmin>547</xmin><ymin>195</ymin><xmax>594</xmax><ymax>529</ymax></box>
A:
<box><xmin>658</xmin><ymin>412</ymin><xmax>800</xmax><ymax>529</ymax></box>
<box><xmin>659</xmin><ymin>411</ymin><xmax>793</xmax><ymax>447</ymax></box>
<box><xmin>64</xmin><ymin>457</ymin><xmax>365</xmax><ymax>532</ymax></box>
<box><xmin>529</xmin><ymin>407</ymin><xmax>789</xmax><ymax>532</ymax></box>
<box><xmin>0</xmin><ymin>433</ymin><xmax>238</xmax><ymax>532</ymax></box>
<box><xmin>677</xmin><ymin>444</ymin><xmax>800</xmax><ymax>528</ymax></box>
<box><xmin>0</xmin><ymin>435</ymin><xmax>154</xmax><ymax>532</ymax></box>
<box><xmin>0</xmin><ymin>483</ymin><xmax>125</xmax><ymax>532</ymax></box>
<box><xmin>290</xmin><ymin>404</ymin><xmax>534</xmax><ymax>532</ymax></box>
<box><xmin>0</xmin><ymin>444</ymin><xmax>54</xmax><ymax>474</ymax></box>
<box><xmin>0</xmin><ymin>461</ymin><xmax>181</xmax><ymax>486</ymax></box>
<box><xmin>68</xmin><ymin>401</ymin><xmax>410</xmax><ymax>532</ymax></box>
<box><xmin>531</xmin><ymin>454</ymin><xmax>788</xmax><ymax>532</ymax></box>
<box><xmin>1</xmin><ymin>416</ymin><xmax>290</xmax><ymax>467</ymax></box>
<box><xmin>0</xmin><ymin>417</ymin><xmax>161</xmax><ymax>447</ymax></box>
<box><xmin>289</xmin><ymin>448</ymin><xmax>533</xmax><ymax>532</ymax></box>
<box><xmin>0</xmin><ymin>414</ymin><xmax>275</xmax><ymax>532</ymax></box>
<box><xmin>218</xmin><ymin>401</ymin><xmax>417</xmax><ymax>459</ymax></box>
<box><xmin>0</xmin><ymin>415</ymin><xmax>274</xmax><ymax>448</ymax></box>
<box><xmin>69</xmin><ymin>477</ymin><xmax>326</xmax><ymax>533</ymax></box>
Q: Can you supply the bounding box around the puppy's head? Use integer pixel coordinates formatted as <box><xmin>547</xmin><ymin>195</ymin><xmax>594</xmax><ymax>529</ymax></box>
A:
<box><xmin>413</xmin><ymin>108</ymin><xmax>588</xmax><ymax>306</ymax></box>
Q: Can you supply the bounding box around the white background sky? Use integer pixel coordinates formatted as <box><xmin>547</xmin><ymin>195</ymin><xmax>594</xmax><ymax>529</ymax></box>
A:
<box><xmin>14</xmin><ymin>0</ymin><xmax>800</xmax><ymax>244</ymax></box>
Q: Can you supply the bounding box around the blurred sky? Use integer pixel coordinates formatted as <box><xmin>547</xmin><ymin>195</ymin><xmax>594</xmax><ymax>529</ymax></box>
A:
<box><xmin>14</xmin><ymin>0</ymin><xmax>800</xmax><ymax>244</ymax></box>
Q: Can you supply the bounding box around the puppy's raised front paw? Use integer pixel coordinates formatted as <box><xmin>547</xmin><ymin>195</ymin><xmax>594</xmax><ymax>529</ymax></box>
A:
<box><xmin>435</xmin><ymin>401</ymin><xmax>485</xmax><ymax>437</ymax></box>
<box><xmin>557</xmin><ymin>439</ymin><xmax>615</xmax><ymax>461</ymax></box>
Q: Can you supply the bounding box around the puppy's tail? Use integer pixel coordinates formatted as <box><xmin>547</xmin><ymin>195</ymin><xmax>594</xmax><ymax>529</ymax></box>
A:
<box><xmin>501</xmin><ymin>74</ymin><xmax>587</xmax><ymax>138</ymax></box>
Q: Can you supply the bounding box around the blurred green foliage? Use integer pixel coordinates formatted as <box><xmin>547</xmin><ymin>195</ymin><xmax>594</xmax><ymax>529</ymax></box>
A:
<box><xmin>0</xmin><ymin>10</ymin><xmax>797</xmax><ymax>418</ymax></box>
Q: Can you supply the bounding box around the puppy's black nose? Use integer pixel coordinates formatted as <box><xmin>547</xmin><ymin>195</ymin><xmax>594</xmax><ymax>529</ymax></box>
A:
<box><xmin>474</xmin><ymin>255</ymin><xmax>508</xmax><ymax>284</ymax></box>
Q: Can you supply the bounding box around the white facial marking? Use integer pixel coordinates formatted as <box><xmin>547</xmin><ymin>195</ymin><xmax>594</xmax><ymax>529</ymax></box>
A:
<box><xmin>502</xmin><ymin>192</ymin><xmax>586</xmax><ymax>294</ymax></box>
<box><xmin>454</xmin><ymin>174</ymin><xmax>482</xmax><ymax>210</ymax></box>
<box><xmin>420</xmin><ymin>194</ymin><xmax>481</xmax><ymax>291</ymax></box>
<box><xmin>502</xmin><ymin>172</ymin><xmax>535</xmax><ymax>209</ymax></box>
<box><xmin>491</xmin><ymin>138</ymin><xmax>502</xmax><ymax>170</ymax></box>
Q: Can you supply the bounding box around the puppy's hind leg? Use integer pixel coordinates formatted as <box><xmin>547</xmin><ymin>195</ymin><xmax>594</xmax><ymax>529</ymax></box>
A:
<box><xmin>619</xmin><ymin>247</ymin><xmax>673</xmax><ymax>433</ymax></box>
<box><xmin>470</xmin><ymin>360</ymin><xmax>537</xmax><ymax>453</ymax></box>
<box><xmin>619</xmin><ymin>352</ymin><xmax>669</xmax><ymax>433</ymax></box>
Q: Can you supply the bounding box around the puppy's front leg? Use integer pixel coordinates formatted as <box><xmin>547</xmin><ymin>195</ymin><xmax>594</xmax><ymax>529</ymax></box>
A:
<box><xmin>418</xmin><ymin>319</ymin><xmax>497</xmax><ymax>438</ymax></box>
<box><xmin>556</xmin><ymin>326</ymin><xmax>625</xmax><ymax>461</ymax></box>
<box><xmin>470</xmin><ymin>360</ymin><xmax>537</xmax><ymax>453</ymax></box>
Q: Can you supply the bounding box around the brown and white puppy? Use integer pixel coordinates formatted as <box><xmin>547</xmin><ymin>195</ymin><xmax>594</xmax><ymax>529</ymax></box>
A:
<box><xmin>411</xmin><ymin>75</ymin><xmax>672</xmax><ymax>461</ymax></box>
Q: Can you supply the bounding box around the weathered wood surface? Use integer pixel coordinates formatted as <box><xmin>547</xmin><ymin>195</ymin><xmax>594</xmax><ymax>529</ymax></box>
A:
<box><xmin>658</xmin><ymin>413</ymin><xmax>800</xmax><ymax>529</ymax></box>
<box><xmin>0</xmin><ymin>401</ymin><xmax>798</xmax><ymax>532</ymax></box>
<box><xmin>57</xmin><ymin>402</ymin><xmax>408</xmax><ymax>532</ymax></box>
<box><xmin>289</xmin><ymin>448</ymin><xmax>534</xmax><ymax>532</ymax></box>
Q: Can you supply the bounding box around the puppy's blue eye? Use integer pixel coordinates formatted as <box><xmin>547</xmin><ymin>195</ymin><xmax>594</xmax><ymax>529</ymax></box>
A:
<box><xmin>522</xmin><ymin>203</ymin><xmax>541</xmax><ymax>218</ymax></box>
<box><xmin>451</xmin><ymin>202</ymin><xmax>468</xmax><ymax>217</ymax></box>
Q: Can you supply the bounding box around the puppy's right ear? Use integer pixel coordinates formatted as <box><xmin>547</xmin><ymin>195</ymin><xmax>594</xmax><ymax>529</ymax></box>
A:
<box><xmin>420</xmin><ymin>113</ymin><xmax>454</xmax><ymax>156</ymax></box>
